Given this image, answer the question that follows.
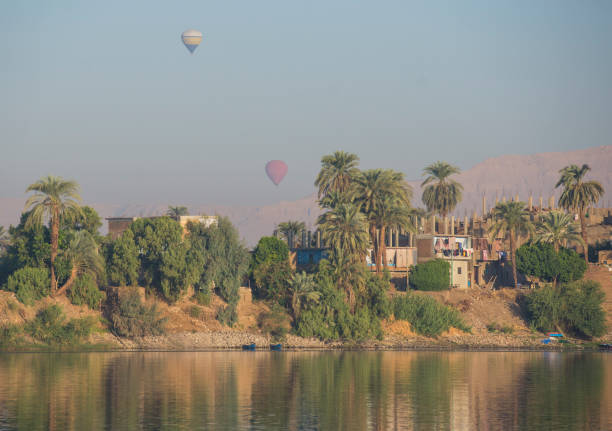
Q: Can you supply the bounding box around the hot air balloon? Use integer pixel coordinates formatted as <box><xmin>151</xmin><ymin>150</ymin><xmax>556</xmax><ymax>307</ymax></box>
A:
<box><xmin>265</xmin><ymin>160</ymin><xmax>288</xmax><ymax>186</ymax></box>
<box><xmin>181</xmin><ymin>29</ymin><xmax>202</xmax><ymax>54</ymax></box>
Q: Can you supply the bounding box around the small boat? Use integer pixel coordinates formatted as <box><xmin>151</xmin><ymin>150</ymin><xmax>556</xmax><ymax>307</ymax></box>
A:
<box><xmin>242</xmin><ymin>343</ymin><xmax>256</xmax><ymax>351</ymax></box>
<box><xmin>547</xmin><ymin>333</ymin><xmax>564</xmax><ymax>338</ymax></box>
<box><xmin>599</xmin><ymin>344</ymin><xmax>612</xmax><ymax>351</ymax></box>
<box><xmin>270</xmin><ymin>343</ymin><xmax>282</xmax><ymax>351</ymax></box>
<box><xmin>541</xmin><ymin>339</ymin><xmax>551</xmax><ymax>345</ymax></box>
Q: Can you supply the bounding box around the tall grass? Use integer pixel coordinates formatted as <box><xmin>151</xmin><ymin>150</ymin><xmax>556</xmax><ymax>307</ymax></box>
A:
<box><xmin>392</xmin><ymin>294</ymin><xmax>470</xmax><ymax>337</ymax></box>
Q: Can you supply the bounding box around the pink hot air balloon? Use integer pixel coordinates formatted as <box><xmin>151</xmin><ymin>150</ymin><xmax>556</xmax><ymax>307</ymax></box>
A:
<box><xmin>265</xmin><ymin>160</ymin><xmax>288</xmax><ymax>186</ymax></box>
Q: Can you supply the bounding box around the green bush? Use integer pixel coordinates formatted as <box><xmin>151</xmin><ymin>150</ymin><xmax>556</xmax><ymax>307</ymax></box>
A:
<box><xmin>251</xmin><ymin>236</ymin><xmax>289</xmax><ymax>267</ymax></box>
<box><xmin>0</xmin><ymin>324</ymin><xmax>21</xmax><ymax>347</ymax></box>
<box><xmin>524</xmin><ymin>280</ymin><xmax>606</xmax><ymax>338</ymax></box>
<box><xmin>516</xmin><ymin>243</ymin><xmax>586</xmax><ymax>283</ymax></box>
<box><xmin>107</xmin><ymin>289</ymin><xmax>167</xmax><ymax>337</ymax></box>
<box><xmin>294</xmin><ymin>275</ymin><xmax>383</xmax><ymax>341</ymax></box>
<box><xmin>392</xmin><ymin>294</ymin><xmax>470</xmax><ymax>337</ymax></box>
<box><xmin>25</xmin><ymin>305</ymin><xmax>97</xmax><ymax>345</ymax></box>
<box><xmin>252</xmin><ymin>260</ymin><xmax>293</xmax><ymax>303</ymax></box>
<box><xmin>258</xmin><ymin>303</ymin><xmax>290</xmax><ymax>340</ymax></box>
<box><xmin>189</xmin><ymin>305</ymin><xmax>203</xmax><ymax>319</ymax></box>
<box><xmin>194</xmin><ymin>291</ymin><xmax>211</xmax><ymax>306</ymax></box>
<box><xmin>217</xmin><ymin>303</ymin><xmax>238</xmax><ymax>327</ymax></box>
<box><xmin>409</xmin><ymin>259</ymin><xmax>450</xmax><ymax>291</ymax></box>
<box><xmin>68</xmin><ymin>274</ymin><xmax>105</xmax><ymax>309</ymax></box>
<box><xmin>5</xmin><ymin>267</ymin><xmax>50</xmax><ymax>305</ymax></box>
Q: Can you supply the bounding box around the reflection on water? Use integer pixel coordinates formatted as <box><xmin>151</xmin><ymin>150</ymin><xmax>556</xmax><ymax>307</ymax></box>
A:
<box><xmin>0</xmin><ymin>351</ymin><xmax>609</xmax><ymax>430</ymax></box>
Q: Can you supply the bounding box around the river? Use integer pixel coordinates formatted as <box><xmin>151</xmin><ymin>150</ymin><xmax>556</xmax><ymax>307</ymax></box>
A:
<box><xmin>0</xmin><ymin>351</ymin><xmax>609</xmax><ymax>430</ymax></box>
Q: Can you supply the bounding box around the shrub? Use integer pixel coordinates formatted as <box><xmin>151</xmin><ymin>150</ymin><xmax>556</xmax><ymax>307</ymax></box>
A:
<box><xmin>68</xmin><ymin>274</ymin><xmax>105</xmax><ymax>309</ymax></box>
<box><xmin>524</xmin><ymin>281</ymin><xmax>606</xmax><ymax>338</ymax></box>
<box><xmin>409</xmin><ymin>259</ymin><xmax>450</xmax><ymax>291</ymax></box>
<box><xmin>189</xmin><ymin>305</ymin><xmax>203</xmax><ymax>319</ymax></box>
<box><xmin>25</xmin><ymin>305</ymin><xmax>97</xmax><ymax>345</ymax></box>
<box><xmin>252</xmin><ymin>260</ymin><xmax>293</xmax><ymax>303</ymax></box>
<box><xmin>392</xmin><ymin>294</ymin><xmax>470</xmax><ymax>337</ymax></box>
<box><xmin>0</xmin><ymin>324</ymin><xmax>21</xmax><ymax>347</ymax></box>
<box><xmin>194</xmin><ymin>291</ymin><xmax>211</xmax><ymax>306</ymax></box>
<box><xmin>104</xmin><ymin>230</ymin><xmax>139</xmax><ymax>286</ymax></box>
<box><xmin>5</xmin><ymin>267</ymin><xmax>50</xmax><ymax>305</ymax></box>
<box><xmin>258</xmin><ymin>303</ymin><xmax>290</xmax><ymax>340</ymax></box>
<box><xmin>107</xmin><ymin>289</ymin><xmax>167</xmax><ymax>337</ymax></box>
<box><xmin>217</xmin><ymin>303</ymin><xmax>238</xmax><ymax>327</ymax></box>
<box><xmin>516</xmin><ymin>243</ymin><xmax>586</xmax><ymax>283</ymax></box>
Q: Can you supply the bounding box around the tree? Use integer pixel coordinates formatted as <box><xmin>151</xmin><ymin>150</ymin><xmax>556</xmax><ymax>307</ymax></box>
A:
<box><xmin>0</xmin><ymin>226</ymin><xmax>8</xmax><ymax>254</ymax></box>
<box><xmin>315</xmin><ymin>151</ymin><xmax>360</xmax><ymax>198</ymax></box>
<box><xmin>275</xmin><ymin>220</ymin><xmax>306</xmax><ymax>248</ymax></box>
<box><xmin>372</xmin><ymin>195</ymin><xmax>415</xmax><ymax>271</ymax></box>
<box><xmin>318</xmin><ymin>203</ymin><xmax>370</xmax><ymax>261</ymax></box>
<box><xmin>252</xmin><ymin>236</ymin><xmax>289</xmax><ymax>267</ymax></box>
<box><xmin>353</xmin><ymin>169</ymin><xmax>412</xmax><ymax>272</ymax></box>
<box><xmin>556</xmin><ymin>164</ymin><xmax>604</xmax><ymax>263</ymax></box>
<box><xmin>130</xmin><ymin>217</ymin><xmax>185</xmax><ymax>299</ymax></box>
<box><xmin>289</xmin><ymin>272</ymin><xmax>320</xmax><ymax>319</ymax></box>
<box><xmin>421</xmin><ymin>161</ymin><xmax>463</xmax><ymax>219</ymax></box>
<box><xmin>105</xmin><ymin>230</ymin><xmax>140</xmax><ymax>286</ymax></box>
<box><xmin>24</xmin><ymin>176</ymin><xmax>82</xmax><ymax>293</ymax></box>
<box><xmin>488</xmin><ymin>201</ymin><xmax>534</xmax><ymax>289</ymax></box>
<box><xmin>409</xmin><ymin>259</ymin><xmax>451</xmax><ymax>291</ymax></box>
<box><xmin>534</xmin><ymin>211</ymin><xmax>584</xmax><ymax>252</ymax></box>
<box><xmin>516</xmin><ymin>242</ymin><xmax>586</xmax><ymax>286</ymax></box>
<box><xmin>55</xmin><ymin>231</ymin><xmax>104</xmax><ymax>297</ymax></box>
<box><xmin>166</xmin><ymin>206</ymin><xmax>189</xmax><ymax>220</ymax></box>
<box><xmin>62</xmin><ymin>206</ymin><xmax>102</xmax><ymax>239</ymax></box>
<box><xmin>188</xmin><ymin>217</ymin><xmax>250</xmax><ymax>306</ymax></box>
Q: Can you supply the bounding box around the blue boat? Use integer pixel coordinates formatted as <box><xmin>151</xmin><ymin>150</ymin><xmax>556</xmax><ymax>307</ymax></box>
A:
<box><xmin>270</xmin><ymin>343</ymin><xmax>282</xmax><ymax>351</ymax></box>
<box><xmin>242</xmin><ymin>343</ymin><xmax>256</xmax><ymax>350</ymax></box>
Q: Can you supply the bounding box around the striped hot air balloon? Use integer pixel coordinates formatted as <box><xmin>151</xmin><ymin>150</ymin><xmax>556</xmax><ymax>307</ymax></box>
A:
<box><xmin>181</xmin><ymin>29</ymin><xmax>202</xmax><ymax>54</ymax></box>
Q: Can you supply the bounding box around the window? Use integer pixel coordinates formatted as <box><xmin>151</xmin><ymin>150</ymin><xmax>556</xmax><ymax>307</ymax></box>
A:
<box><xmin>457</xmin><ymin>267</ymin><xmax>462</xmax><ymax>275</ymax></box>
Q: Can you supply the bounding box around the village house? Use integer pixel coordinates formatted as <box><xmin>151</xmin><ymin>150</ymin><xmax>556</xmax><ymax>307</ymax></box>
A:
<box><xmin>107</xmin><ymin>215</ymin><xmax>218</xmax><ymax>239</ymax></box>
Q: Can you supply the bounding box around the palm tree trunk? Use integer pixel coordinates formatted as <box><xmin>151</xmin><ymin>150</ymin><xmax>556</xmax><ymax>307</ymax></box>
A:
<box><xmin>579</xmin><ymin>210</ymin><xmax>589</xmax><ymax>264</ymax></box>
<box><xmin>369</xmin><ymin>224</ymin><xmax>378</xmax><ymax>273</ymax></box>
<box><xmin>50</xmin><ymin>207</ymin><xmax>59</xmax><ymax>292</ymax></box>
<box><xmin>55</xmin><ymin>266</ymin><xmax>78</xmax><ymax>297</ymax></box>
<box><xmin>509</xmin><ymin>233</ymin><xmax>518</xmax><ymax>289</ymax></box>
<box><xmin>377</xmin><ymin>226</ymin><xmax>387</xmax><ymax>274</ymax></box>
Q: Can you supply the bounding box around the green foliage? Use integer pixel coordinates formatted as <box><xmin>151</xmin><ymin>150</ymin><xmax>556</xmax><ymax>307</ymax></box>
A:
<box><xmin>486</xmin><ymin>322</ymin><xmax>514</xmax><ymax>334</ymax></box>
<box><xmin>524</xmin><ymin>281</ymin><xmax>606</xmax><ymax>338</ymax></box>
<box><xmin>107</xmin><ymin>289</ymin><xmax>167</xmax><ymax>337</ymax></box>
<box><xmin>68</xmin><ymin>273</ymin><xmax>104</xmax><ymax>309</ymax></box>
<box><xmin>194</xmin><ymin>291</ymin><xmax>211</xmax><ymax>306</ymax></box>
<box><xmin>0</xmin><ymin>213</ymin><xmax>50</xmax><ymax>285</ymax></box>
<box><xmin>252</xmin><ymin>236</ymin><xmax>289</xmax><ymax>267</ymax></box>
<box><xmin>188</xmin><ymin>217</ymin><xmax>250</xmax><ymax>305</ymax></box>
<box><xmin>189</xmin><ymin>305</ymin><xmax>203</xmax><ymax>319</ymax></box>
<box><xmin>409</xmin><ymin>259</ymin><xmax>450</xmax><ymax>291</ymax></box>
<box><xmin>26</xmin><ymin>305</ymin><xmax>97</xmax><ymax>345</ymax></box>
<box><xmin>294</xmin><ymin>275</ymin><xmax>383</xmax><ymax>341</ymax></box>
<box><xmin>5</xmin><ymin>266</ymin><xmax>50</xmax><ymax>305</ymax></box>
<box><xmin>361</xmin><ymin>272</ymin><xmax>392</xmax><ymax>319</ymax></box>
<box><xmin>392</xmin><ymin>294</ymin><xmax>470</xmax><ymax>337</ymax></box>
<box><xmin>252</xmin><ymin>260</ymin><xmax>293</xmax><ymax>304</ymax></box>
<box><xmin>104</xmin><ymin>230</ymin><xmax>140</xmax><ymax>286</ymax></box>
<box><xmin>516</xmin><ymin>243</ymin><xmax>586</xmax><ymax>283</ymax></box>
<box><xmin>258</xmin><ymin>303</ymin><xmax>290</xmax><ymax>340</ymax></box>
<box><xmin>421</xmin><ymin>161</ymin><xmax>463</xmax><ymax>217</ymax></box>
<box><xmin>217</xmin><ymin>303</ymin><xmax>238</xmax><ymax>327</ymax></box>
<box><xmin>62</xmin><ymin>205</ymin><xmax>102</xmax><ymax>239</ymax></box>
<box><xmin>0</xmin><ymin>324</ymin><xmax>21</xmax><ymax>347</ymax></box>
<box><xmin>130</xmin><ymin>217</ymin><xmax>188</xmax><ymax>301</ymax></box>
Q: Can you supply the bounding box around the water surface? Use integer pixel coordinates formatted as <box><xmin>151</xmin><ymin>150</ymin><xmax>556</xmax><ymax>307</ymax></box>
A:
<box><xmin>0</xmin><ymin>351</ymin><xmax>609</xmax><ymax>430</ymax></box>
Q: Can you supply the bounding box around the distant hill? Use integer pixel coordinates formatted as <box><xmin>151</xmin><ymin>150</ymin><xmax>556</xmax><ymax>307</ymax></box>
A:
<box><xmin>1</xmin><ymin>146</ymin><xmax>610</xmax><ymax>247</ymax></box>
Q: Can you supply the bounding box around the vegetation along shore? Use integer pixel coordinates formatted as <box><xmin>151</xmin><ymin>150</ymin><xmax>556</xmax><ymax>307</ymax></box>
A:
<box><xmin>1</xmin><ymin>153</ymin><xmax>611</xmax><ymax>351</ymax></box>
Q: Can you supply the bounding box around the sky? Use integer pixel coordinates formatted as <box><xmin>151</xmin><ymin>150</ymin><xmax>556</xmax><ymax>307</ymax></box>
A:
<box><xmin>1</xmin><ymin>1</ymin><xmax>611</xmax><ymax>207</ymax></box>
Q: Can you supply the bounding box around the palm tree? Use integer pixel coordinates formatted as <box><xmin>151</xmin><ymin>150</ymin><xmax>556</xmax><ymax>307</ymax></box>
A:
<box><xmin>24</xmin><ymin>176</ymin><xmax>82</xmax><ymax>292</ymax></box>
<box><xmin>318</xmin><ymin>203</ymin><xmax>370</xmax><ymax>261</ymax></box>
<box><xmin>421</xmin><ymin>161</ymin><xmax>463</xmax><ymax>220</ymax></box>
<box><xmin>319</xmin><ymin>189</ymin><xmax>356</xmax><ymax>210</ymax></box>
<box><xmin>315</xmin><ymin>151</ymin><xmax>360</xmax><ymax>198</ymax></box>
<box><xmin>276</xmin><ymin>220</ymin><xmax>306</xmax><ymax>248</ymax></box>
<box><xmin>55</xmin><ymin>231</ymin><xmax>104</xmax><ymax>296</ymax></box>
<box><xmin>556</xmin><ymin>164</ymin><xmax>604</xmax><ymax>263</ymax></box>
<box><xmin>289</xmin><ymin>272</ymin><xmax>320</xmax><ymax>319</ymax></box>
<box><xmin>353</xmin><ymin>169</ymin><xmax>412</xmax><ymax>272</ymax></box>
<box><xmin>535</xmin><ymin>211</ymin><xmax>585</xmax><ymax>252</ymax></box>
<box><xmin>167</xmin><ymin>206</ymin><xmax>189</xmax><ymax>220</ymax></box>
<box><xmin>488</xmin><ymin>201</ymin><xmax>535</xmax><ymax>289</ymax></box>
<box><xmin>373</xmin><ymin>196</ymin><xmax>416</xmax><ymax>271</ymax></box>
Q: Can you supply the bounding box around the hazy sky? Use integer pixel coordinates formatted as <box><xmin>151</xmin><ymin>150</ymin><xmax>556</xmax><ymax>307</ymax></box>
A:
<box><xmin>2</xmin><ymin>1</ymin><xmax>611</xmax><ymax>206</ymax></box>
